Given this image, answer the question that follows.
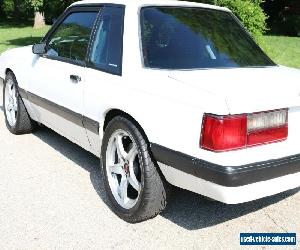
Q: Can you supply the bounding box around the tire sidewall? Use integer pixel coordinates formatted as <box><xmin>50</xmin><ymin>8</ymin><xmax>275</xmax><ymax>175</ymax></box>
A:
<box><xmin>3</xmin><ymin>73</ymin><xmax>20</xmax><ymax>133</ymax></box>
<box><xmin>101</xmin><ymin>117</ymin><xmax>149</xmax><ymax>220</ymax></box>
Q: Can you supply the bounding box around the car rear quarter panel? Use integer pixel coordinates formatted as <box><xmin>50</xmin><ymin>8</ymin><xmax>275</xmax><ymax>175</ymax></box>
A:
<box><xmin>85</xmin><ymin>2</ymin><xmax>300</xmax><ymax>168</ymax></box>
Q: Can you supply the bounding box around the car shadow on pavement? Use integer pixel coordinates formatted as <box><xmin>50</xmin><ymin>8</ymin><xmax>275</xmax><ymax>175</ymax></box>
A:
<box><xmin>161</xmin><ymin>186</ymin><xmax>299</xmax><ymax>230</ymax></box>
<box><xmin>32</xmin><ymin>126</ymin><xmax>299</xmax><ymax>230</ymax></box>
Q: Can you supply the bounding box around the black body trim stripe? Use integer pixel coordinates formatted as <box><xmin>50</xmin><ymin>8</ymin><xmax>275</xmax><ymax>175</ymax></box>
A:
<box><xmin>83</xmin><ymin>116</ymin><xmax>99</xmax><ymax>134</ymax></box>
<box><xmin>17</xmin><ymin>87</ymin><xmax>28</xmax><ymax>99</ymax></box>
<box><xmin>27</xmin><ymin>91</ymin><xmax>83</xmax><ymax>127</ymax></box>
<box><xmin>151</xmin><ymin>143</ymin><xmax>300</xmax><ymax>187</ymax></box>
<box><xmin>19</xmin><ymin>88</ymin><xmax>99</xmax><ymax>135</ymax></box>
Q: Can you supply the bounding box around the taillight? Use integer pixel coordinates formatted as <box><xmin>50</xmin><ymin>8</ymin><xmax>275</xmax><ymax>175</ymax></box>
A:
<box><xmin>200</xmin><ymin>109</ymin><xmax>288</xmax><ymax>152</ymax></box>
<box><xmin>247</xmin><ymin>110</ymin><xmax>288</xmax><ymax>146</ymax></box>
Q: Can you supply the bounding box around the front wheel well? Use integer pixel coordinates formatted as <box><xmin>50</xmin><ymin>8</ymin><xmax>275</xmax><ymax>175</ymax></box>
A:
<box><xmin>5</xmin><ymin>68</ymin><xmax>13</xmax><ymax>76</ymax></box>
<box><xmin>103</xmin><ymin>109</ymin><xmax>150</xmax><ymax>145</ymax></box>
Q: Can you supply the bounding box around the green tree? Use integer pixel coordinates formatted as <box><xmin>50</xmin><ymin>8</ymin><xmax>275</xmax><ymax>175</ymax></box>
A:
<box><xmin>44</xmin><ymin>0</ymin><xmax>77</xmax><ymax>24</ymax></box>
<box><xmin>217</xmin><ymin>0</ymin><xmax>267</xmax><ymax>38</ymax></box>
<box><xmin>27</xmin><ymin>0</ymin><xmax>45</xmax><ymax>28</ymax></box>
<box><xmin>0</xmin><ymin>0</ymin><xmax>4</xmax><ymax>18</ymax></box>
<box><xmin>2</xmin><ymin>0</ymin><xmax>30</xmax><ymax>20</ymax></box>
<box><xmin>188</xmin><ymin>0</ymin><xmax>268</xmax><ymax>39</ymax></box>
<box><xmin>263</xmin><ymin>0</ymin><xmax>300</xmax><ymax>36</ymax></box>
<box><xmin>1</xmin><ymin>0</ymin><xmax>77</xmax><ymax>25</ymax></box>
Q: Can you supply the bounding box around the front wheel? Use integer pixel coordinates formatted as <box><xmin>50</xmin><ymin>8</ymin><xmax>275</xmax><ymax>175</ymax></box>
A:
<box><xmin>101</xmin><ymin>116</ymin><xmax>168</xmax><ymax>223</ymax></box>
<box><xmin>3</xmin><ymin>72</ymin><xmax>36</xmax><ymax>134</ymax></box>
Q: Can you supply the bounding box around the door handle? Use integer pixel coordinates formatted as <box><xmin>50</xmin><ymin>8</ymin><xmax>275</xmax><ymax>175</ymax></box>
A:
<box><xmin>70</xmin><ymin>75</ymin><xmax>81</xmax><ymax>83</ymax></box>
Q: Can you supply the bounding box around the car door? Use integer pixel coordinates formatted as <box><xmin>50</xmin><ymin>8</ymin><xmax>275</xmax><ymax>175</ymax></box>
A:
<box><xmin>82</xmin><ymin>5</ymin><xmax>125</xmax><ymax>154</ymax></box>
<box><xmin>28</xmin><ymin>8</ymin><xmax>100</xmax><ymax>153</ymax></box>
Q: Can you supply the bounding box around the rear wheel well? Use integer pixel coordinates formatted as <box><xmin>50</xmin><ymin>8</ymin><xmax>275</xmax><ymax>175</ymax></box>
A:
<box><xmin>103</xmin><ymin>109</ymin><xmax>169</xmax><ymax>187</ymax></box>
<box><xmin>103</xmin><ymin>109</ymin><xmax>150</xmax><ymax>145</ymax></box>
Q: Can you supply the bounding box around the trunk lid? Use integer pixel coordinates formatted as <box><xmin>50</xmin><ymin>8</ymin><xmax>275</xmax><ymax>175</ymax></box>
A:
<box><xmin>169</xmin><ymin>66</ymin><xmax>300</xmax><ymax>114</ymax></box>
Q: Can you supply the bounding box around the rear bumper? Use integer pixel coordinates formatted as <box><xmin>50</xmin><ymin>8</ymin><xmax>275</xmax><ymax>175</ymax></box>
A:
<box><xmin>151</xmin><ymin>143</ymin><xmax>300</xmax><ymax>187</ymax></box>
<box><xmin>151</xmin><ymin>143</ymin><xmax>300</xmax><ymax>203</ymax></box>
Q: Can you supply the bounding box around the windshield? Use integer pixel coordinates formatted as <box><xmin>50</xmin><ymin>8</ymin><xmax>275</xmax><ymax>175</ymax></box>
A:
<box><xmin>140</xmin><ymin>7</ymin><xmax>275</xmax><ymax>70</ymax></box>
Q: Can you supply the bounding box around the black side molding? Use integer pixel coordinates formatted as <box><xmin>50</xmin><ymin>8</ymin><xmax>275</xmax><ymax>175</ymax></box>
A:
<box><xmin>18</xmin><ymin>88</ymin><xmax>99</xmax><ymax>135</ymax></box>
<box><xmin>151</xmin><ymin>143</ymin><xmax>300</xmax><ymax>187</ymax></box>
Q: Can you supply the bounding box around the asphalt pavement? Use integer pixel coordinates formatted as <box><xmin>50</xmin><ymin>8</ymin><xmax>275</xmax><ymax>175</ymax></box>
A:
<box><xmin>0</xmin><ymin>79</ymin><xmax>299</xmax><ymax>250</ymax></box>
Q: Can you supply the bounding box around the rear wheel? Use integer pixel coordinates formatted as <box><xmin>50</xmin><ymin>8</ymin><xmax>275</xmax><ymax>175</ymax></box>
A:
<box><xmin>101</xmin><ymin>116</ymin><xmax>168</xmax><ymax>223</ymax></box>
<box><xmin>3</xmin><ymin>72</ymin><xmax>36</xmax><ymax>134</ymax></box>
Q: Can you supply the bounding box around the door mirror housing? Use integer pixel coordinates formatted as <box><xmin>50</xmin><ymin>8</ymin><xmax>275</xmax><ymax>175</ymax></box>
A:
<box><xmin>32</xmin><ymin>43</ymin><xmax>47</xmax><ymax>55</ymax></box>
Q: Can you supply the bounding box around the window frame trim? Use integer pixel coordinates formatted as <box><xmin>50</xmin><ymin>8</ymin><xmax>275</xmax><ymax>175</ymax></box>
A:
<box><xmin>138</xmin><ymin>6</ymin><xmax>277</xmax><ymax>71</ymax></box>
<box><xmin>40</xmin><ymin>4</ymin><xmax>125</xmax><ymax>76</ymax></box>
<box><xmin>86</xmin><ymin>5</ymin><xmax>125</xmax><ymax>76</ymax></box>
<box><xmin>41</xmin><ymin>6</ymin><xmax>103</xmax><ymax>67</ymax></box>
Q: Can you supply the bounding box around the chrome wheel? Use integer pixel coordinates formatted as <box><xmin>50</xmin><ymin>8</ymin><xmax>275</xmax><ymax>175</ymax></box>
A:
<box><xmin>4</xmin><ymin>79</ymin><xmax>18</xmax><ymax>127</ymax></box>
<box><xmin>106</xmin><ymin>129</ymin><xmax>142</xmax><ymax>209</ymax></box>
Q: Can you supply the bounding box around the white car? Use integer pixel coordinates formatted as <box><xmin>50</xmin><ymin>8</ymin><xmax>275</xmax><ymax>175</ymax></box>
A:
<box><xmin>0</xmin><ymin>0</ymin><xmax>300</xmax><ymax>222</ymax></box>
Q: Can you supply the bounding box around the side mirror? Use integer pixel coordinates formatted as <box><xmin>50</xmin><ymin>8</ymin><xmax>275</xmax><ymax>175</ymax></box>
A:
<box><xmin>32</xmin><ymin>43</ymin><xmax>47</xmax><ymax>55</ymax></box>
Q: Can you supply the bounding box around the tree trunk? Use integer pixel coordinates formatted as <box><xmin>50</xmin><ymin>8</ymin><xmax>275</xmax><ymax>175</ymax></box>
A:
<box><xmin>34</xmin><ymin>12</ymin><xmax>46</xmax><ymax>29</ymax></box>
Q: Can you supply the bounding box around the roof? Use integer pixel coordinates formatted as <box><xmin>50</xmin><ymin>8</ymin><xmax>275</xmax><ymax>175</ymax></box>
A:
<box><xmin>71</xmin><ymin>0</ymin><xmax>230</xmax><ymax>12</ymax></box>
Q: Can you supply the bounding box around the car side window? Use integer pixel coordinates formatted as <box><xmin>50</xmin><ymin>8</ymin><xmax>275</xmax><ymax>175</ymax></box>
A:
<box><xmin>46</xmin><ymin>11</ymin><xmax>98</xmax><ymax>63</ymax></box>
<box><xmin>90</xmin><ymin>6</ymin><xmax>125</xmax><ymax>75</ymax></box>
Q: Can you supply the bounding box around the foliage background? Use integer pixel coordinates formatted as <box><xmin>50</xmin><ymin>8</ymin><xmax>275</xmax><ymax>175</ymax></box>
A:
<box><xmin>0</xmin><ymin>0</ymin><xmax>299</xmax><ymax>37</ymax></box>
<box><xmin>0</xmin><ymin>0</ymin><xmax>76</xmax><ymax>22</ymax></box>
<box><xmin>192</xmin><ymin>0</ymin><xmax>268</xmax><ymax>39</ymax></box>
<box><xmin>0</xmin><ymin>0</ymin><xmax>299</xmax><ymax>69</ymax></box>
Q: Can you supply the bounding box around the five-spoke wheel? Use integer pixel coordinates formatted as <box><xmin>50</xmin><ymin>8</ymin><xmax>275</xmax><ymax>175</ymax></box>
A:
<box><xmin>3</xmin><ymin>71</ymin><xmax>36</xmax><ymax>134</ymax></box>
<box><xmin>106</xmin><ymin>130</ymin><xmax>142</xmax><ymax>209</ymax></box>
<box><xmin>4</xmin><ymin>77</ymin><xmax>18</xmax><ymax>127</ymax></box>
<box><xmin>101</xmin><ymin>116</ymin><xmax>169</xmax><ymax>223</ymax></box>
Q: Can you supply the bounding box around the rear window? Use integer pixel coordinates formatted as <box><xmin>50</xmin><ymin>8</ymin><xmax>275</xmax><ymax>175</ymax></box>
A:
<box><xmin>140</xmin><ymin>7</ymin><xmax>275</xmax><ymax>70</ymax></box>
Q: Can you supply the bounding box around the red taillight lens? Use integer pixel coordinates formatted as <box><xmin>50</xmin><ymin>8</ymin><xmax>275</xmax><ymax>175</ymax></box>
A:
<box><xmin>201</xmin><ymin>114</ymin><xmax>247</xmax><ymax>152</ymax></box>
<box><xmin>200</xmin><ymin>109</ymin><xmax>288</xmax><ymax>152</ymax></box>
<box><xmin>247</xmin><ymin>126</ymin><xmax>288</xmax><ymax>146</ymax></box>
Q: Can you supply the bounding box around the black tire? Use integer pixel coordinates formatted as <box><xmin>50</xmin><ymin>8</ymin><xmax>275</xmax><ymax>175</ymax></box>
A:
<box><xmin>3</xmin><ymin>72</ymin><xmax>36</xmax><ymax>134</ymax></box>
<box><xmin>101</xmin><ymin>116</ymin><xmax>168</xmax><ymax>223</ymax></box>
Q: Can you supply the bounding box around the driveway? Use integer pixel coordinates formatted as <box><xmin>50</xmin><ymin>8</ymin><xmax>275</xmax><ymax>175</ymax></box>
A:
<box><xmin>0</xmin><ymin>79</ymin><xmax>299</xmax><ymax>249</ymax></box>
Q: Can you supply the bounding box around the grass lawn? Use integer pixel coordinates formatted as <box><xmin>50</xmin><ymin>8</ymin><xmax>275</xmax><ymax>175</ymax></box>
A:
<box><xmin>260</xmin><ymin>36</ymin><xmax>300</xmax><ymax>69</ymax></box>
<box><xmin>0</xmin><ymin>23</ymin><xmax>49</xmax><ymax>53</ymax></box>
<box><xmin>0</xmin><ymin>23</ymin><xmax>299</xmax><ymax>69</ymax></box>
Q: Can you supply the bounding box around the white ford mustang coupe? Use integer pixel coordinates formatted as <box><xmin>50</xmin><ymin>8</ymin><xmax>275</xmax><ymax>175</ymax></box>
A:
<box><xmin>0</xmin><ymin>0</ymin><xmax>300</xmax><ymax>222</ymax></box>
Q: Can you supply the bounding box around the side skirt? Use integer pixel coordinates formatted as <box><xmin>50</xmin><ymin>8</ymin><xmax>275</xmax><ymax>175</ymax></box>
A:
<box><xmin>18</xmin><ymin>87</ymin><xmax>101</xmax><ymax>157</ymax></box>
